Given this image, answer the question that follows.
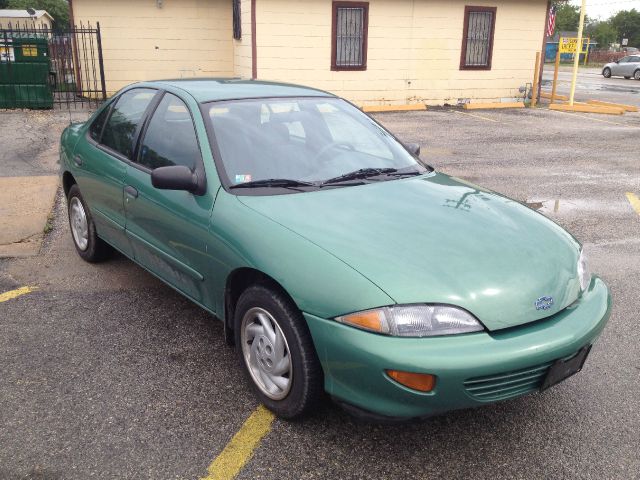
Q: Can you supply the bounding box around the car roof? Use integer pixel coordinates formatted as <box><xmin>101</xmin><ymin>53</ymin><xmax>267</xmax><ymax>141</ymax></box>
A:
<box><xmin>147</xmin><ymin>78</ymin><xmax>336</xmax><ymax>103</ymax></box>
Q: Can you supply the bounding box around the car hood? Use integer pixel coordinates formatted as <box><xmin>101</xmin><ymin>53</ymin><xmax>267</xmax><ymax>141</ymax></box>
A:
<box><xmin>238</xmin><ymin>173</ymin><xmax>582</xmax><ymax>331</ymax></box>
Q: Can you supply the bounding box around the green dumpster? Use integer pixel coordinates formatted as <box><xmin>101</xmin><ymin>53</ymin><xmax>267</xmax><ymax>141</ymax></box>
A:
<box><xmin>0</xmin><ymin>35</ymin><xmax>54</xmax><ymax>109</ymax></box>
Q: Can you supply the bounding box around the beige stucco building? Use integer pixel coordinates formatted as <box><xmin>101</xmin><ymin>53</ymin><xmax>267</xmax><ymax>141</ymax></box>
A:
<box><xmin>69</xmin><ymin>0</ymin><xmax>549</xmax><ymax>107</ymax></box>
<box><xmin>0</xmin><ymin>9</ymin><xmax>54</xmax><ymax>29</ymax></box>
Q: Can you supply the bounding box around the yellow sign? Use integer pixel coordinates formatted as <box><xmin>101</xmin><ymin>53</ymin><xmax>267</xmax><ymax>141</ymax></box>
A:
<box><xmin>559</xmin><ymin>37</ymin><xmax>589</xmax><ymax>54</ymax></box>
<box><xmin>22</xmin><ymin>45</ymin><xmax>38</xmax><ymax>57</ymax></box>
<box><xmin>0</xmin><ymin>44</ymin><xmax>15</xmax><ymax>62</ymax></box>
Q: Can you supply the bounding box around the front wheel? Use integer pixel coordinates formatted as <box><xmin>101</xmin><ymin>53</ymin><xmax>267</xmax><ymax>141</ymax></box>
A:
<box><xmin>634</xmin><ymin>70</ymin><xmax>640</xmax><ymax>81</ymax></box>
<box><xmin>234</xmin><ymin>284</ymin><xmax>323</xmax><ymax>419</ymax></box>
<box><xmin>67</xmin><ymin>184</ymin><xmax>112</xmax><ymax>262</ymax></box>
<box><xmin>603</xmin><ymin>67</ymin><xmax>611</xmax><ymax>78</ymax></box>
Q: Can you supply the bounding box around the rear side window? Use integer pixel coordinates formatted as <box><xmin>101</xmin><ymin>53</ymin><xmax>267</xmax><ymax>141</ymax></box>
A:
<box><xmin>89</xmin><ymin>105</ymin><xmax>110</xmax><ymax>142</ymax></box>
<box><xmin>101</xmin><ymin>88</ymin><xmax>156</xmax><ymax>159</ymax></box>
<box><xmin>138</xmin><ymin>93</ymin><xmax>201</xmax><ymax>171</ymax></box>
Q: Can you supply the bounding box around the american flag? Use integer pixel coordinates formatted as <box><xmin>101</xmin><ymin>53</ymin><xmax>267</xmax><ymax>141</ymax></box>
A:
<box><xmin>546</xmin><ymin>4</ymin><xmax>557</xmax><ymax>38</ymax></box>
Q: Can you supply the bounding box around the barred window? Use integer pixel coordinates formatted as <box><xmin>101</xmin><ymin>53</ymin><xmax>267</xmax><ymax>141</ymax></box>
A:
<box><xmin>331</xmin><ymin>2</ymin><xmax>369</xmax><ymax>71</ymax></box>
<box><xmin>460</xmin><ymin>6</ymin><xmax>497</xmax><ymax>70</ymax></box>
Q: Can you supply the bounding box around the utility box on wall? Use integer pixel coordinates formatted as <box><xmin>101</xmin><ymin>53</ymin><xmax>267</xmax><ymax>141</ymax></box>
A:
<box><xmin>0</xmin><ymin>35</ymin><xmax>54</xmax><ymax>109</ymax></box>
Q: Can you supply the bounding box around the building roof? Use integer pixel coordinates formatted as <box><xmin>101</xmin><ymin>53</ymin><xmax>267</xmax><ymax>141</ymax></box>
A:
<box><xmin>151</xmin><ymin>78</ymin><xmax>335</xmax><ymax>103</ymax></box>
<box><xmin>0</xmin><ymin>9</ymin><xmax>54</xmax><ymax>21</ymax></box>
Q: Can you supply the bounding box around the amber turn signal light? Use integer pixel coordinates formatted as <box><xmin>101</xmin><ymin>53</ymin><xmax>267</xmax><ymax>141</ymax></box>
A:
<box><xmin>337</xmin><ymin>310</ymin><xmax>388</xmax><ymax>333</ymax></box>
<box><xmin>386</xmin><ymin>370</ymin><xmax>436</xmax><ymax>392</ymax></box>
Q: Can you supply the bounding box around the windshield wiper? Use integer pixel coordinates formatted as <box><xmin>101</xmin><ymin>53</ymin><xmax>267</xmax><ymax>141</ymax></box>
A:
<box><xmin>386</xmin><ymin>169</ymin><xmax>424</xmax><ymax>177</ymax></box>
<box><xmin>321</xmin><ymin>168</ymin><xmax>398</xmax><ymax>186</ymax></box>
<box><xmin>229</xmin><ymin>178</ymin><xmax>317</xmax><ymax>190</ymax></box>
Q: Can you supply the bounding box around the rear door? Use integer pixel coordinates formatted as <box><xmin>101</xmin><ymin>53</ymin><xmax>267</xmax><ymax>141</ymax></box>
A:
<box><xmin>74</xmin><ymin>88</ymin><xmax>157</xmax><ymax>255</ymax></box>
<box><xmin>123</xmin><ymin>91</ymin><xmax>216</xmax><ymax>307</ymax></box>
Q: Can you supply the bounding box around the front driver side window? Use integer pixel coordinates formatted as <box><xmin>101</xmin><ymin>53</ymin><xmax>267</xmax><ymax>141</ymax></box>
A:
<box><xmin>138</xmin><ymin>93</ymin><xmax>201</xmax><ymax>171</ymax></box>
<box><xmin>101</xmin><ymin>88</ymin><xmax>156</xmax><ymax>159</ymax></box>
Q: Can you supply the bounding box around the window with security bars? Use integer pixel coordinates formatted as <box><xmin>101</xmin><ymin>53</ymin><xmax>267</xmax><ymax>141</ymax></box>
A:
<box><xmin>460</xmin><ymin>6</ymin><xmax>497</xmax><ymax>70</ymax></box>
<box><xmin>331</xmin><ymin>2</ymin><xmax>369</xmax><ymax>71</ymax></box>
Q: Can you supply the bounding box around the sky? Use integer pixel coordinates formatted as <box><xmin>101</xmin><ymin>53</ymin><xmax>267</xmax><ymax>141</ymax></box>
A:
<box><xmin>570</xmin><ymin>0</ymin><xmax>640</xmax><ymax>20</ymax></box>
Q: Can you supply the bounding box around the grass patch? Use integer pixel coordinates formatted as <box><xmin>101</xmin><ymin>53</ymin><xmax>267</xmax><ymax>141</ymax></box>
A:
<box><xmin>43</xmin><ymin>212</ymin><xmax>54</xmax><ymax>234</ymax></box>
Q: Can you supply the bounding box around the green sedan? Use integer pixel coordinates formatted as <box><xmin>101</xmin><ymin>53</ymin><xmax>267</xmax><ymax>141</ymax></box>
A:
<box><xmin>60</xmin><ymin>79</ymin><xmax>611</xmax><ymax>420</ymax></box>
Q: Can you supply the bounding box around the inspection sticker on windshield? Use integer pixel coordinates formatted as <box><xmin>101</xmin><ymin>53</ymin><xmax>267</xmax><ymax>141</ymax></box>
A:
<box><xmin>235</xmin><ymin>174</ymin><xmax>252</xmax><ymax>183</ymax></box>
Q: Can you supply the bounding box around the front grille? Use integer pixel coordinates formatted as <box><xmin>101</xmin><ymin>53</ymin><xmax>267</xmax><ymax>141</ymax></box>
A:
<box><xmin>464</xmin><ymin>362</ymin><xmax>554</xmax><ymax>402</ymax></box>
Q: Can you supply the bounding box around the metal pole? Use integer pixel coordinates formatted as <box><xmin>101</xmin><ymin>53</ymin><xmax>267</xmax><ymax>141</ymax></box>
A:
<box><xmin>531</xmin><ymin>51</ymin><xmax>541</xmax><ymax>107</ymax></box>
<box><xmin>96</xmin><ymin>22</ymin><xmax>107</xmax><ymax>101</ymax></box>
<box><xmin>569</xmin><ymin>0</ymin><xmax>586</xmax><ymax>106</ymax></box>
<box><xmin>551</xmin><ymin>45</ymin><xmax>560</xmax><ymax>103</ymax></box>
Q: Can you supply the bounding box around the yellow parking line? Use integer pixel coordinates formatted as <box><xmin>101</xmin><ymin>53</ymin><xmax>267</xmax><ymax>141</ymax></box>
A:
<box><xmin>201</xmin><ymin>405</ymin><xmax>275</xmax><ymax>480</ymax></box>
<box><xmin>452</xmin><ymin>109</ymin><xmax>500</xmax><ymax>123</ymax></box>
<box><xmin>626</xmin><ymin>193</ymin><xmax>640</xmax><ymax>216</ymax></box>
<box><xmin>547</xmin><ymin>108</ymin><xmax>637</xmax><ymax>128</ymax></box>
<box><xmin>0</xmin><ymin>286</ymin><xmax>37</xmax><ymax>303</ymax></box>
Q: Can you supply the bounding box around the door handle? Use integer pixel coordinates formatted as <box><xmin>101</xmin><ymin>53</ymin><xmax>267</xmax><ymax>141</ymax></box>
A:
<box><xmin>73</xmin><ymin>155</ymin><xmax>83</xmax><ymax>167</ymax></box>
<box><xmin>124</xmin><ymin>185</ymin><xmax>138</xmax><ymax>199</ymax></box>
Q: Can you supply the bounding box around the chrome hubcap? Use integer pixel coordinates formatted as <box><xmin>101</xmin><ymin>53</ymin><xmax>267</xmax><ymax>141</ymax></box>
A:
<box><xmin>69</xmin><ymin>197</ymin><xmax>89</xmax><ymax>251</ymax></box>
<box><xmin>241</xmin><ymin>307</ymin><xmax>292</xmax><ymax>400</ymax></box>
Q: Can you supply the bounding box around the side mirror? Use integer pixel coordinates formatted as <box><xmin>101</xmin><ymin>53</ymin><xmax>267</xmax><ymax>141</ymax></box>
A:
<box><xmin>404</xmin><ymin>143</ymin><xmax>421</xmax><ymax>157</ymax></box>
<box><xmin>151</xmin><ymin>165</ymin><xmax>198</xmax><ymax>192</ymax></box>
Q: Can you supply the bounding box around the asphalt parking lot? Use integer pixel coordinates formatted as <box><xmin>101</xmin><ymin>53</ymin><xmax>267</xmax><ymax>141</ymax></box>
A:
<box><xmin>1</xmin><ymin>92</ymin><xmax>640</xmax><ymax>479</ymax></box>
<box><xmin>542</xmin><ymin>65</ymin><xmax>640</xmax><ymax>105</ymax></box>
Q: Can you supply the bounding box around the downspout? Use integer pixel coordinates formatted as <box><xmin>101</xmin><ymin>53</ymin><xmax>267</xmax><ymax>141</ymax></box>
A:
<box><xmin>251</xmin><ymin>0</ymin><xmax>257</xmax><ymax>79</ymax></box>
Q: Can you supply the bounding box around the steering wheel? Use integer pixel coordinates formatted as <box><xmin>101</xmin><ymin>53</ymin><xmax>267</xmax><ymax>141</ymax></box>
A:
<box><xmin>311</xmin><ymin>142</ymin><xmax>354</xmax><ymax>164</ymax></box>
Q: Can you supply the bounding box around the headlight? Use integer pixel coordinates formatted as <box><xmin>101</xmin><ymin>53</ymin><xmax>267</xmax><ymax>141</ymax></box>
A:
<box><xmin>335</xmin><ymin>305</ymin><xmax>484</xmax><ymax>337</ymax></box>
<box><xmin>577</xmin><ymin>248</ymin><xmax>591</xmax><ymax>291</ymax></box>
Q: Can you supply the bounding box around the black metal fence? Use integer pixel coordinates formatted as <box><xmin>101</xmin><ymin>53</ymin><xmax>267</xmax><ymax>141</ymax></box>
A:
<box><xmin>0</xmin><ymin>22</ymin><xmax>106</xmax><ymax>109</ymax></box>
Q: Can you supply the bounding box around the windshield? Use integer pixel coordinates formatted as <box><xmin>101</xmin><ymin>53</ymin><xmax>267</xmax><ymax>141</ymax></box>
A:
<box><xmin>205</xmin><ymin>97</ymin><xmax>426</xmax><ymax>191</ymax></box>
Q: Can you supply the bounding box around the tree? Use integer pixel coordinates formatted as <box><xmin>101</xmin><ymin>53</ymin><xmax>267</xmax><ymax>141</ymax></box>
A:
<box><xmin>554</xmin><ymin>2</ymin><xmax>584</xmax><ymax>33</ymax></box>
<box><xmin>610</xmin><ymin>9</ymin><xmax>640</xmax><ymax>48</ymax></box>
<box><xmin>5</xmin><ymin>0</ymin><xmax>70</xmax><ymax>30</ymax></box>
<box><xmin>586</xmin><ymin>21</ymin><xmax>617</xmax><ymax>49</ymax></box>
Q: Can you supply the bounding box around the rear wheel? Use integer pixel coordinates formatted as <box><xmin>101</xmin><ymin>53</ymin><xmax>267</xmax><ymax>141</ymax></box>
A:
<box><xmin>603</xmin><ymin>67</ymin><xmax>611</xmax><ymax>78</ymax></box>
<box><xmin>67</xmin><ymin>184</ymin><xmax>112</xmax><ymax>262</ymax></box>
<box><xmin>635</xmin><ymin>70</ymin><xmax>640</xmax><ymax>81</ymax></box>
<box><xmin>234</xmin><ymin>284</ymin><xmax>323</xmax><ymax>419</ymax></box>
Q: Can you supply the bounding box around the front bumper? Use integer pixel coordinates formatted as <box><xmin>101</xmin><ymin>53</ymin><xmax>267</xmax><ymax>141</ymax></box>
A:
<box><xmin>304</xmin><ymin>276</ymin><xmax>612</xmax><ymax>419</ymax></box>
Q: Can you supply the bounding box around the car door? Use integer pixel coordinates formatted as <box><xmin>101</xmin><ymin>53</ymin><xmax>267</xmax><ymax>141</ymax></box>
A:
<box><xmin>610</xmin><ymin>57</ymin><xmax>626</xmax><ymax>76</ymax></box>
<box><xmin>123</xmin><ymin>91</ymin><xmax>216</xmax><ymax>307</ymax></box>
<box><xmin>621</xmin><ymin>56</ymin><xmax>635</xmax><ymax>77</ymax></box>
<box><xmin>74</xmin><ymin>88</ymin><xmax>157</xmax><ymax>256</ymax></box>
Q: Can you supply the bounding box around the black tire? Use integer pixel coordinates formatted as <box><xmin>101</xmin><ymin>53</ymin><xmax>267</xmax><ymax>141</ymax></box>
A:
<box><xmin>67</xmin><ymin>184</ymin><xmax>112</xmax><ymax>262</ymax></box>
<box><xmin>634</xmin><ymin>70</ymin><xmax>640</xmax><ymax>81</ymax></box>
<box><xmin>603</xmin><ymin>67</ymin><xmax>611</xmax><ymax>78</ymax></box>
<box><xmin>234</xmin><ymin>284</ymin><xmax>323</xmax><ymax>419</ymax></box>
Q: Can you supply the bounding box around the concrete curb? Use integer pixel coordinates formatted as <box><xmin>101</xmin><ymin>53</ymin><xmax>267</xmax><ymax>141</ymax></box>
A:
<box><xmin>0</xmin><ymin>176</ymin><xmax>59</xmax><ymax>258</ymax></box>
